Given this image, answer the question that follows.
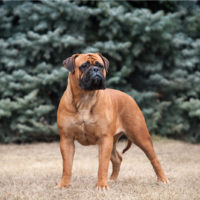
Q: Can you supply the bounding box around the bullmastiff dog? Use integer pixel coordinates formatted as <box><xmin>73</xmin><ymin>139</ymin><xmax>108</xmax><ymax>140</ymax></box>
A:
<box><xmin>57</xmin><ymin>53</ymin><xmax>168</xmax><ymax>190</ymax></box>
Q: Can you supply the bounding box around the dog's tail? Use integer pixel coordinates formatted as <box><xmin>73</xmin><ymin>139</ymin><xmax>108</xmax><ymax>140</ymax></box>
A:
<box><xmin>122</xmin><ymin>139</ymin><xmax>132</xmax><ymax>154</ymax></box>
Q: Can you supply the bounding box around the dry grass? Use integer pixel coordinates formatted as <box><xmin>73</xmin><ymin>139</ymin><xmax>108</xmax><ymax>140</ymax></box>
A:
<box><xmin>0</xmin><ymin>137</ymin><xmax>200</xmax><ymax>200</ymax></box>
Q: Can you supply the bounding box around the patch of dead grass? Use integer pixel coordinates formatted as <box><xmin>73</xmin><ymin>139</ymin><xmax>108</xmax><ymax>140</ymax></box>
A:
<box><xmin>0</xmin><ymin>139</ymin><xmax>199</xmax><ymax>200</ymax></box>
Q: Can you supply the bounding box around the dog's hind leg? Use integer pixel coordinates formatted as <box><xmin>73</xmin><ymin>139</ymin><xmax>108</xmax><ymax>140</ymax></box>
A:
<box><xmin>125</xmin><ymin>112</ymin><xmax>168</xmax><ymax>183</ymax></box>
<box><xmin>110</xmin><ymin>133</ymin><xmax>123</xmax><ymax>181</ymax></box>
<box><xmin>134</xmin><ymin>132</ymin><xmax>168</xmax><ymax>182</ymax></box>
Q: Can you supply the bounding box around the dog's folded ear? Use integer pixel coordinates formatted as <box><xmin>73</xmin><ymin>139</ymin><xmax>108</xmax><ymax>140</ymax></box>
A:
<box><xmin>63</xmin><ymin>54</ymin><xmax>79</xmax><ymax>73</ymax></box>
<box><xmin>97</xmin><ymin>53</ymin><xmax>109</xmax><ymax>72</ymax></box>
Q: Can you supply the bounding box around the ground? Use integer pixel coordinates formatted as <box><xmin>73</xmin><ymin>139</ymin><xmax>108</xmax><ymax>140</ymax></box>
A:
<box><xmin>0</xmin><ymin>136</ymin><xmax>200</xmax><ymax>200</ymax></box>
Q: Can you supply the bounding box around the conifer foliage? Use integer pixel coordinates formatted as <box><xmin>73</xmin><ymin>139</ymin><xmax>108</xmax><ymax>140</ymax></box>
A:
<box><xmin>0</xmin><ymin>1</ymin><xmax>200</xmax><ymax>143</ymax></box>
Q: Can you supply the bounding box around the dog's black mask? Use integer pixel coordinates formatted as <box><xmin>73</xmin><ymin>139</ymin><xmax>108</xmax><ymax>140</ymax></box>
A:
<box><xmin>79</xmin><ymin>65</ymin><xmax>106</xmax><ymax>90</ymax></box>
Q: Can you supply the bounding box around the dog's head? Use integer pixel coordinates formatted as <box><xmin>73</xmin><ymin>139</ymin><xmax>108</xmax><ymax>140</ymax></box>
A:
<box><xmin>63</xmin><ymin>53</ymin><xmax>109</xmax><ymax>90</ymax></box>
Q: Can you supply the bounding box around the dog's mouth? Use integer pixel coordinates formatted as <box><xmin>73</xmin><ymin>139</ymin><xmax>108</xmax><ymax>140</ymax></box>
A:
<box><xmin>93</xmin><ymin>74</ymin><xmax>101</xmax><ymax>83</ymax></box>
<box><xmin>79</xmin><ymin>67</ymin><xmax>106</xmax><ymax>90</ymax></box>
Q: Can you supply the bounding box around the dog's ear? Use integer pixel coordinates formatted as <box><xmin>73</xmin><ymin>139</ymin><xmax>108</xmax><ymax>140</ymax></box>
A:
<box><xmin>63</xmin><ymin>54</ymin><xmax>79</xmax><ymax>73</ymax></box>
<box><xmin>97</xmin><ymin>53</ymin><xmax>109</xmax><ymax>72</ymax></box>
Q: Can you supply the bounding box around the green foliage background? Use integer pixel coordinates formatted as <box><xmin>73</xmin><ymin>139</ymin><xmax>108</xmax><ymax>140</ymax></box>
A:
<box><xmin>0</xmin><ymin>0</ymin><xmax>200</xmax><ymax>143</ymax></box>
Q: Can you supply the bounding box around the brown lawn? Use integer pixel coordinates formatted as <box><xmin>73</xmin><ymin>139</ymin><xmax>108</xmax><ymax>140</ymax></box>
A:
<box><xmin>0</xmin><ymin>136</ymin><xmax>199</xmax><ymax>200</ymax></box>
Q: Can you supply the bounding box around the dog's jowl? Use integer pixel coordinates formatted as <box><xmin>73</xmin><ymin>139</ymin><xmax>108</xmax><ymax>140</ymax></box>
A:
<box><xmin>56</xmin><ymin>53</ymin><xmax>168</xmax><ymax>190</ymax></box>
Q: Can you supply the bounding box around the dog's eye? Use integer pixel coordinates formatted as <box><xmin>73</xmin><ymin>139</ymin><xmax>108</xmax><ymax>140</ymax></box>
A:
<box><xmin>79</xmin><ymin>61</ymin><xmax>90</xmax><ymax>71</ymax></box>
<box><xmin>95</xmin><ymin>62</ymin><xmax>104</xmax><ymax>69</ymax></box>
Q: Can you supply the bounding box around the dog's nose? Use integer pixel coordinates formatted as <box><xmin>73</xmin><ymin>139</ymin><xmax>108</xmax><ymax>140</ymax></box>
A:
<box><xmin>92</xmin><ymin>66</ymin><xmax>99</xmax><ymax>72</ymax></box>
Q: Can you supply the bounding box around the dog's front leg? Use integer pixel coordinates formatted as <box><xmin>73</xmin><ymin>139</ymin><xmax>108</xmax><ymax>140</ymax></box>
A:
<box><xmin>57</xmin><ymin>136</ymin><xmax>75</xmax><ymax>188</ymax></box>
<box><xmin>97</xmin><ymin>136</ymin><xmax>113</xmax><ymax>190</ymax></box>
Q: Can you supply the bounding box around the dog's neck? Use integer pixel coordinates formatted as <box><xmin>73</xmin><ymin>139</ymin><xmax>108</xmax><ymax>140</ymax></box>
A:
<box><xmin>65</xmin><ymin>76</ymin><xmax>101</xmax><ymax>113</ymax></box>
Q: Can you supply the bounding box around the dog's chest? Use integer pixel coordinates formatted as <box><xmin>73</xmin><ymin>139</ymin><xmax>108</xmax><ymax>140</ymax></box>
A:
<box><xmin>77</xmin><ymin>109</ymin><xmax>96</xmax><ymax>126</ymax></box>
<box><xmin>62</xmin><ymin>95</ymin><xmax>111</xmax><ymax>145</ymax></box>
<box><xmin>69</xmin><ymin>109</ymin><xmax>101</xmax><ymax>145</ymax></box>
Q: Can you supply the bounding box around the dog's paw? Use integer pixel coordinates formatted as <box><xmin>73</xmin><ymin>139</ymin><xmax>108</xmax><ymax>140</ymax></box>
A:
<box><xmin>54</xmin><ymin>182</ymin><xmax>70</xmax><ymax>189</ymax></box>
<box><xmin>96</xmin><ymin>182</ymin><xmax>109</xmax><ymax>191</ymax></box>
<box><xmin>109</xmin><ymin>175</ymin><xmax>118</xmax><ymax>181</ymax></box>
<box><xmin>96</xmin><ymin>185</ymin><xmax>109</xmax><ymax>191</ymax></box>
<box><xmin>157</xmin><ymin>177</ymin><xmax>169</xmax><ymax>184</ymax></box>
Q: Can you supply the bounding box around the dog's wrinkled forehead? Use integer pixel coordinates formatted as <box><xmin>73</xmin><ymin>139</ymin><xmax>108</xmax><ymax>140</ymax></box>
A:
<box><xmin>75</xmin><ymin>53</ymin><xmax>104</xmax><ymax>67</ymax></box>
<box><xmin>63</xmin><ymin>53</ymin><xmax>109</xmax><ymax>73</ymax></box>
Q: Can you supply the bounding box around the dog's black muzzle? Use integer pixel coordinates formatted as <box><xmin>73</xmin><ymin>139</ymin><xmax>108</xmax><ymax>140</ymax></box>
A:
<box><xmin>79</xmin><ymin>66</ymin><xmax>106</xmax><ymax>90</ymax></box>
